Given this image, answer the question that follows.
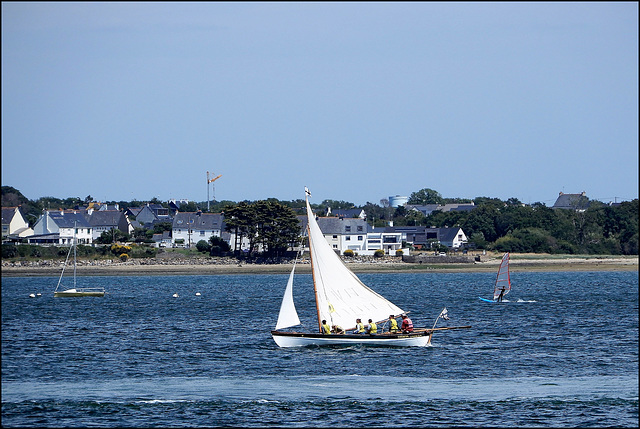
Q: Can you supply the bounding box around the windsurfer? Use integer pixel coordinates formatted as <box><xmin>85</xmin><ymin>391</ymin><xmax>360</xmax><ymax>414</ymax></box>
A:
<box><xmin>497</xmin><ymin>287</ymin><xmax>506</xmax><ymax>302</ymax></box>
<box><xmin>321</xmin><ymin>320</ymin><xmax>331</xmax><ymax>334</ymax></box>
<box><xmin>401</xmin><ymin>314</ymin><xmax>414</xmax><ymax>333</ymax></box>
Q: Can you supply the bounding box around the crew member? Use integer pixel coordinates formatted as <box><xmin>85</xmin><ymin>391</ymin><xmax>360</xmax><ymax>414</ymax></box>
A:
<box><xmin>388</xmin><ymin>315</ymin><xmax>399</xmax><ymax>333</ymax></box>
<box><xmin>331</xmin><ymin>325</ymin><xmax>345</xmax><ymax>334</ymax></box>
<box><xmin>401</xmin><ymin>314</ymin><xmax>413</xmax><ymax>333</ymax></box>
<box><xmin>352</xmin><ymin>318</ymin><xmax>365</xmax><ymax>334</ymax></box>
<box><xmin>321</xmin><ymin>319</ymin><xmax>331</xmax><ymax>334</ymax></box>
<box><xmin>366</xmin><ymin>319</ymin><xmax>377</xmax><ymax>335</ymax></box>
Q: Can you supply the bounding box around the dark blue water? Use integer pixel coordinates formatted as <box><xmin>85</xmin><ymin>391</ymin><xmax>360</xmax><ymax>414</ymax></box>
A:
<box><xmin>2</xmin><ymin>270</ymin><xmax>638</xmax><ymax>427</ymax></box>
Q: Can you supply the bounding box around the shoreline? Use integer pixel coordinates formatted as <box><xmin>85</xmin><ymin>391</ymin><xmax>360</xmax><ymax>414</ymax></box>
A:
<box><xmin>1</xmin><ymin>255</ymin><xmax>637</xmax><ymax>277</ymax></box>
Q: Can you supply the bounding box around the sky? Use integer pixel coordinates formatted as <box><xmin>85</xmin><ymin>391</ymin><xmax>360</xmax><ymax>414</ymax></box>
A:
<box><xmin>2</xmin><ymin>2</ymin><xmax>638</xmax><ymax>207</ymax></box>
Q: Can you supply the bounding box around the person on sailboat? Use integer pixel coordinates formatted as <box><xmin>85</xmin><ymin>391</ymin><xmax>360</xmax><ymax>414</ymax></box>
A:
<box><xmin>321</xmin><ymin>320</ymin><xmax>331</xmax><ymax>334</ymax></box>
<box><xmin>497</xmin><ymin>287</ymin><xmax>506</xmax><ymax>302</ymax></box>
<box><xmin>401</xmin><ymin>314</ymin><xmax>414</xmax><ymax>333</ymax></box>
<box><xmin>331</xmin><ymin>325</ymin><xmax>345</xmax><ymax>334</ymax></box>
<box><xmin>388</xmin><ymin>315</ymin><xmax>399</xmax><ymax>333</ymax></box>
<box><xmin>365</xmin><ymin>319</ymin><xmax>377</xmax><ymax>335</ymax></box>
<box><xmin>352</xmin><ymin>318</ymin><xmax>365</xmax><ymax>334</ymax></box>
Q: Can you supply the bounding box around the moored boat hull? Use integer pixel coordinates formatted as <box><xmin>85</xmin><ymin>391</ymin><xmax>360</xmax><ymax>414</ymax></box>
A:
<box><xmin>271</xmin><ymin>330</ymin><xmax>433</xmax><ymax>347</ymax></box>
<box><xmin>54</xmin><ymin>289</ymin><xmax>105</xmax><ymax>297</ymax></box>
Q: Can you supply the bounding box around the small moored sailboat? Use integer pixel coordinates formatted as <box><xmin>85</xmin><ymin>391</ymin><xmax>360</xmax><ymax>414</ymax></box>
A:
<box><xmin>54</xmin><ymin>222</ymin><xmax>105</xmax><ymax>298</ymax></box>
<box><xmin>271</xmin><ymin>187</ymin><xmax>470</xmax><ymax>347</ymax></box>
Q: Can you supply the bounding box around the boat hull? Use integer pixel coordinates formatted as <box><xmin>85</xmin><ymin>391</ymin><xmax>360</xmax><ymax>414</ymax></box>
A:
<box><xmin>54</xmin><ymin>289</ymin><xmax>105</xmax><ymax>297</ymax></box>
<box><xmin>271</xmin><ymin>330</ymin><xmax>433</xmax><ymax>347</ymax></box>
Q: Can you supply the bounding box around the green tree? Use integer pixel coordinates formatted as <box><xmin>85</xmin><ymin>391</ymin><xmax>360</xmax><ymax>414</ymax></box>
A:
<box><xmin>223</xmin><ymin>202</ymin><xmax>257</xmax><ymax>254</ymax></box>
<box><xmin>408</xmin><ymin>188</ymin><xmax>444</xmax><ymax>205</ymax></box>
<box><xmin>196</xmin><ymin>240</ymin><xmax>211</xmax><ymax>253</ymax></box>
<box><xmin>254</xmin><ymin>200</ymin><xmax>301</xmax><ymax>257</ymax></box>
<box><xmin>321</xmin><ymin>199</ymin><xmax>355</xmax><ymax>210</ymax></box>
<box><xmin>96</xmin><ymin>228</ymin><xmax>129</xmax><ymax>244</ymax></box>
<box><xmin>209</xmin><ymin>235</ymin><xmax>231</xmax><ymax>256</ymax></box>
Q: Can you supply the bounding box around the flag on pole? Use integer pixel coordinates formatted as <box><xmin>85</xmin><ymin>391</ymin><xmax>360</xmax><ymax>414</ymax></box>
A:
<box><xmin>440</xmin><ymin>308</ymin><xmax>450</xmax><ymax>320</ymax></box>
<box><xmin>305</xmin><ymin>187</ymin><xmax>311</xmax><ymax>197</ymax></box>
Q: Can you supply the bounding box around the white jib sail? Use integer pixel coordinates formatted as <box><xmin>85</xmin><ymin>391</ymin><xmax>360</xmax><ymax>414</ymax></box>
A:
<box><xmin>275</xmin><ymin>261</ymin><xmax>301</xmax><ymax>330</ymax></box>
<box><xmin>305</xmin><ymin>194</ymin><xmax>404</xmax><ymax>331</ymax></box>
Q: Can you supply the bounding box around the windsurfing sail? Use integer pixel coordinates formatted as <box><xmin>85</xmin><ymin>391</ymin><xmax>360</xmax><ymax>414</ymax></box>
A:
<box><xmin>492</xmin><ymin>253</ymin><xmax>511</xmax><ymax>301</ymax></box>
<box><xmin>275</xmin><ymin>260</ymin><xmax>301</xmax><ymax>330</ymax></box>
<box><xmin>305</xmin><ymin>193</ymin><xmax>404</xmax><ymax>331</ymax></box>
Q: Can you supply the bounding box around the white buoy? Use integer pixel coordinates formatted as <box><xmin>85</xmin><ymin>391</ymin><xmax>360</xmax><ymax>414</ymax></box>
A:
<box><xmin>29</xmin><ymin>293</ymin><xmax>36</xmax><ymax>298</ymax></box>
<box><xmin>173</xmin><ymin>293</ymin><xmax>179</xmax><ymax>298</ymax></box>
<box><xmin>36</xmin><ymin>293</ymin><xmax>42</xmax><ymax>296</ymax></box>
<box><xmin>195</xmin><ymin>292</ymin><xmax>201</xmax><ymax>296</ymax></box>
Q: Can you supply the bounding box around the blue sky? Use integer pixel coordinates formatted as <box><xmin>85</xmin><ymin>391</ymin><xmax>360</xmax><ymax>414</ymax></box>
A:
<box><xmin>2</xmin><ymin>2</ymin><xmax>638</xmax><ymax>207</ymax></box>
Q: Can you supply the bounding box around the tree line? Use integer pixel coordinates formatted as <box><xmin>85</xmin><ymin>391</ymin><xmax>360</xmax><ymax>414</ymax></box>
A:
<box><xmin>2</xmin><ymin>186</ymin><xmax>638</xmax><ymax>255</ymax></box>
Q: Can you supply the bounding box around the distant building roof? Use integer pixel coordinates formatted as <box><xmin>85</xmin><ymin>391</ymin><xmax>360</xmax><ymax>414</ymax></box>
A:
<box><xmin>172</xmin><ymin>212</ymin><xmax>224</xmax><ymax>230</ymax></box>
<box><xmin>552</xmin><ymin>192</ymin><xmax>590</xmax><ymax>211</ymax></box>
<box><xmin>47</xmin><ymin>211</ymin><xmax>92</xmax><ymax>228</ymax></box>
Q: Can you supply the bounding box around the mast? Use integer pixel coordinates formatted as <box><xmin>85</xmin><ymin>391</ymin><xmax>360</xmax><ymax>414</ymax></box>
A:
<box><xmin>73</xmin><ymin>221</ymin><xmax>77</xmax><ymax>289</ymax></box>
<box><xmin>306</xmin><ymin>193</ymin><xmax>323</xmax><ymax>333</ymax></box>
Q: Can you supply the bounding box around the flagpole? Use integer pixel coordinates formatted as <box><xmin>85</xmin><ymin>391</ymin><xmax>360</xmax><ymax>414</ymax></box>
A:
<box><xmin>432</xmin><ymin>308</ymin><xmax>448</xmax><ymax>330</ymax></box>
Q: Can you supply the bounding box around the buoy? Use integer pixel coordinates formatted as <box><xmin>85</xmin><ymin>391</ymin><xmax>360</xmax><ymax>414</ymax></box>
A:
<box><xmin>36</xmin><ymin>293</ymin><xmax>42</xmax><ymax>296</ymax></box>
<box><xmin>29</xmin><ymin>293</ymin><xmax>36</xmax><ymax>298</ymax></box>
<box><xmin>173</xmin><ymin>293</ymin><xmax>179</xmax><ymax>298</ymax></box>
<box><xmin>195</xmin><ymin>292</ymin><xmax>201</xmax><ymax>296</ymax></box>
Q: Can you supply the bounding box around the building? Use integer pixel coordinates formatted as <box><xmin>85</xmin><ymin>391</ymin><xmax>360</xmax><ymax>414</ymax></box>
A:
<box><xmin>388</xmin><ymin>225</ymin><xmax>468</xmax><ymax>249</ymax></box>
<box><xmin>325</xmin><ymin>207</ymin><xmax>366</xmax><ymax>219</ymax></box>
<box><xmin>172</xmin><ymin>212</ymin><xmax>224</xmax><ymax>248</ymax></box>
<box><xmin>29</xmin><ymin>210</ymin><xmax>93</xmax><ymax>245</ymax></box>
<box><xmin>135</xmin><ymin>203</ymin><xmax>171</xmax><ymax>226</ymax></box>
<box><xmin>2</xmin><ymin>207</ymin><xmax>33</xmax><ymax>242</ymax></box>
<box><xmin>552</xmin><ymin>191</ymin><xmax>590</xmax><ymax>212</ymax></box>
<box><xmin>407</xmin><ymin>202</ymin><xmax>475</xmax><ymax>216</ymax></box>
<box><xmin>84</xmin><ymin>209</ymin><xmax>131</xmax><ymax>241</ymax></box>
<box><xmin>389</xmin><ymin>195</ymin><xmax>409</xmax><ymax>208</ymax></box>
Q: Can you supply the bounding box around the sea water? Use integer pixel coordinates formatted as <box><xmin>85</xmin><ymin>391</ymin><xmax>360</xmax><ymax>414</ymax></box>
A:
<box><xmin>2</xmin><ymin>271</ymin><xmax>638</xmax><ymax>427</ymax></box>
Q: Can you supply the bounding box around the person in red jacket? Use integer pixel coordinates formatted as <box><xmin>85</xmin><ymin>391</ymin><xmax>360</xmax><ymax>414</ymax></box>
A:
<box><xmin>400</xmin><ymin>314</ymin><xmax>413</xmax><ymax>333</ymax></box>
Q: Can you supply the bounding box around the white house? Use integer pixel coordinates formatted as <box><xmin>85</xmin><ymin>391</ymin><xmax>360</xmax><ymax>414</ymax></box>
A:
<box><xmin>172</xmin><ymin>212</ymin><xmax>224</xmax><ymax>248</ymax></box>
<box><xmin>388</xmin><ymin>226</ymin><xmax>468</xmax><ymax>249</ymax></box>
<box><xmin>312</xmin><ymin>216</ymin><xmax>369</xmax><ymax>254</ymax></box>
<box><xmin>1</xmin><ymin>207</ymin><xmax>33</xmax><ymax>241</ymax></box>
<box><xmin>364</xmin><ymin>226</ymin><xmax>406</xmax><ymax>255</ymax></box>
<box><xmin>29</xmin><ymin>210</ymin><xmax>93</xmax><ymax>245</ymax></box>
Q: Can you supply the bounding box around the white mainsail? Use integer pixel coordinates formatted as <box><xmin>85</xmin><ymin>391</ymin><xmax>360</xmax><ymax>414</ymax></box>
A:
<box><xmin>305</xmin><ymin>194</ymin><xmax>404</xmax><ymax>331</ymax></box>
<box><xmin>275</xmin><ymin>262</ymin><xmax>301</xmax><ymax>330</ymax></box>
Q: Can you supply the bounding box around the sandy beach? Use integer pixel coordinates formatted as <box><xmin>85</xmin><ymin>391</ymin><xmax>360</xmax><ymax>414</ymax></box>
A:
<box><xmin>1</xmin><ymin>254</ymin><xmax>637</xmax><ymax>277</ymax></box>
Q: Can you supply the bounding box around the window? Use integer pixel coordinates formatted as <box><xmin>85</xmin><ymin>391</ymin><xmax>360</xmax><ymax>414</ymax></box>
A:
<box><xmin>357</xmin><ymin>226</ymin><xmax>363</xmax><ymax>232</ymax></box>
<box><xmin>358</xmin><ymin>236</ymin><xmax>363</xmax><ymax>241</ymax></box>
<box><xmin>345</xmin><ymin>226</ymin><xmax>351</xmax><ymax>232</ymax></box>
<box><xmin>346</xmin><ymin>236</ymin><xmax>351</xmax><ymax>241</ymax></box>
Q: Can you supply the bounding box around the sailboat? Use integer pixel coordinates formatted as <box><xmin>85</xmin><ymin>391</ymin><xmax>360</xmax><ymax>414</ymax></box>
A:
<box><xmin>54</xmin><ymin>223</ymin><xmax>105</xmax><ymax>298</ymax></box>
<box><xmin>271</xmin><ymin>187</ymin><xmax>471</xmax><ymax>347</ymax></box>
<box><xmin>479</xmin><ymin>252</ymin><xmax>511</xmax><ymax>303</ymax></box>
